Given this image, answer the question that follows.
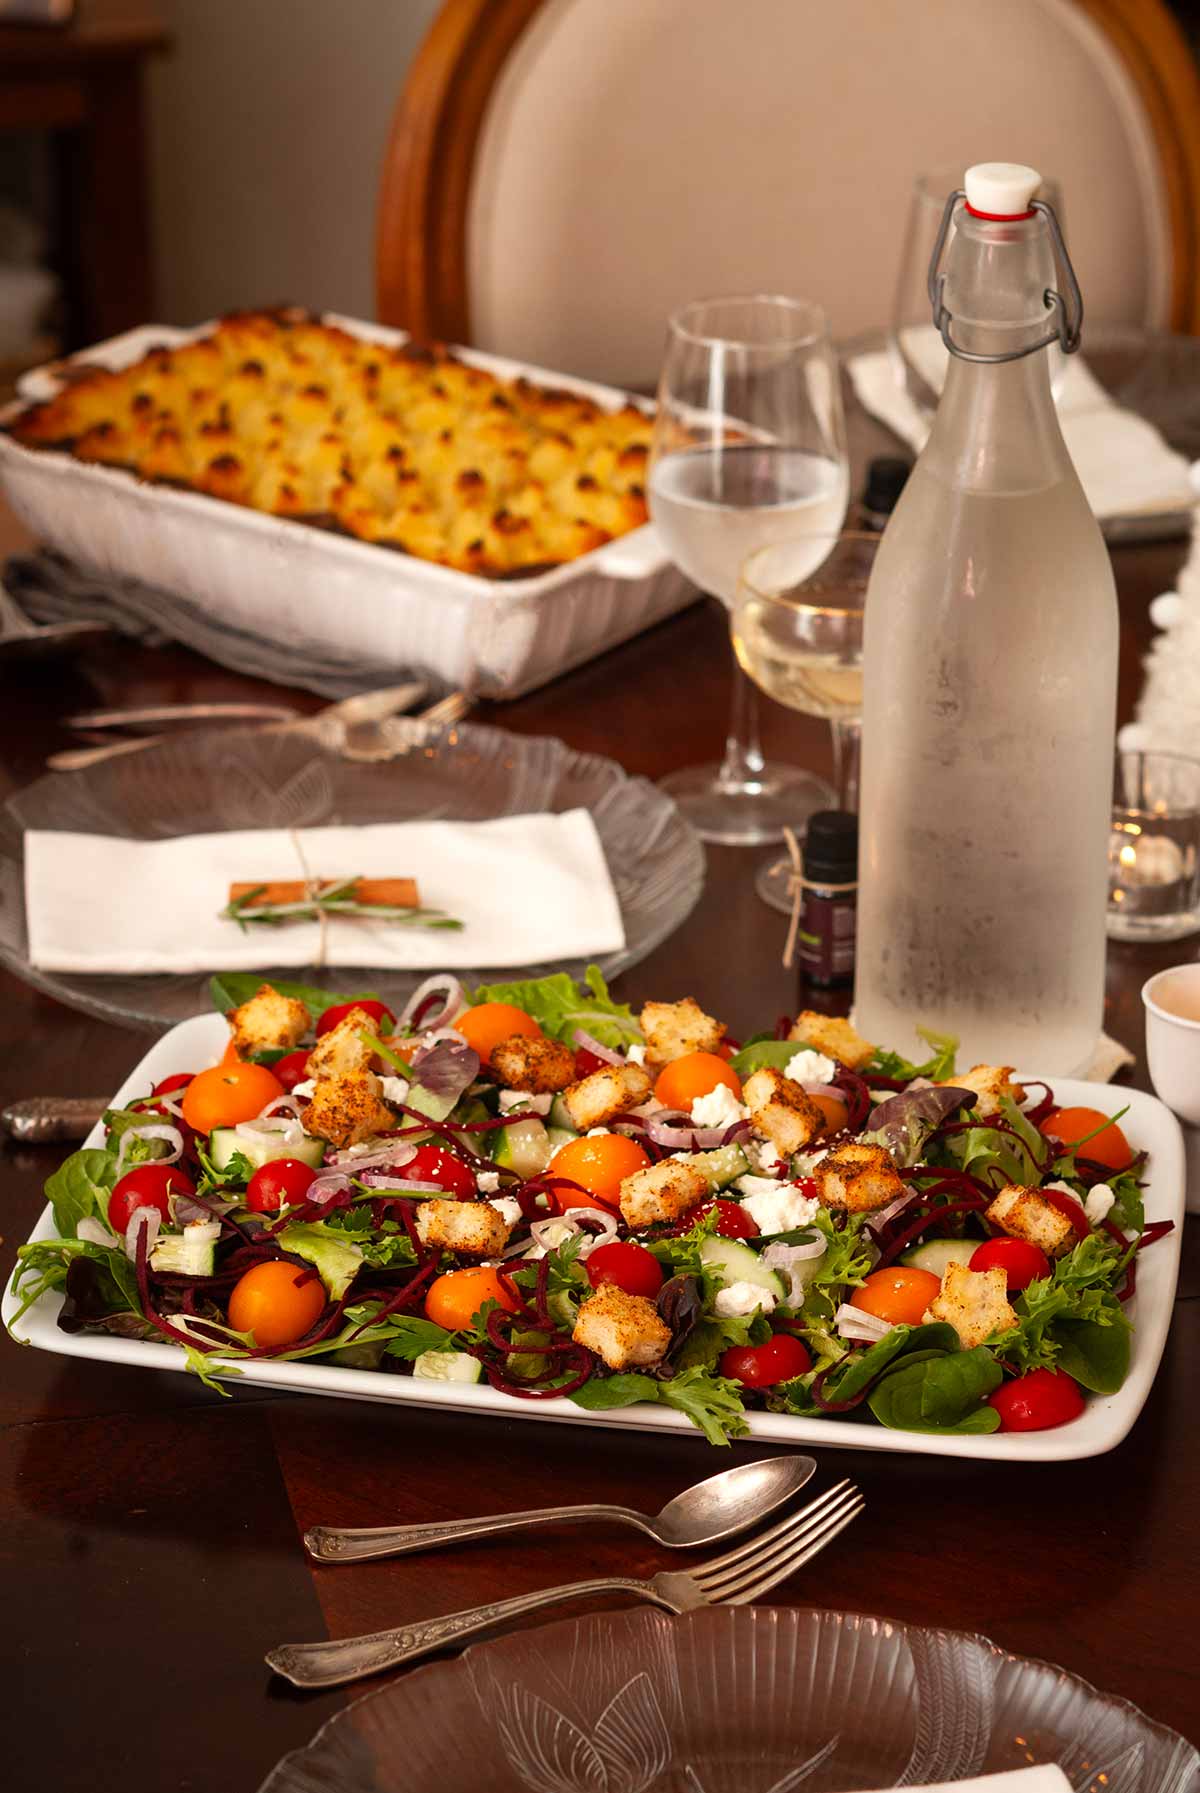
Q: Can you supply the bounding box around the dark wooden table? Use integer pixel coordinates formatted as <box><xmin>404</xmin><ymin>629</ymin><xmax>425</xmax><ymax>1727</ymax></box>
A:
<box><xmin>1</xmin><ymin>504</ymin><xmax>1197</xmax><ymax>1789</ymax></box>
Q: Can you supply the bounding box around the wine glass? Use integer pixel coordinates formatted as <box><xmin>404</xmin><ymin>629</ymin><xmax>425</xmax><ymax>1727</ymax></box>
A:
<box><xmin>889</xmin><ymin>169</ymin><xmax>1067</xmax><ymax>420</ymax></box>
<box><xmin>732</xmin><ymin>531</ymin><xmax>874</xmax><ymax>912</ymax></box>
<box><xmin>647</xmin><ymin>295</ymin><xmax>848</xmax><ymax>845</ymax></box>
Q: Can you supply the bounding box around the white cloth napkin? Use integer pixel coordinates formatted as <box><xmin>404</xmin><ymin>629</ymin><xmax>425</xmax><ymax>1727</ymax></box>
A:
<box><xmin>849</xmin><ymin>326</ymin><xmax>1195</xmax><ymax>521</ymax></box>
<box><xmin>25</xmin><ymin>810</ymin><xmax>626</xmax><ymax>973</ymax></box>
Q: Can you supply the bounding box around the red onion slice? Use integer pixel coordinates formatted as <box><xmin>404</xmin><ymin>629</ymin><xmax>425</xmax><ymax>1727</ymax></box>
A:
<box><xmin>328</xmin><ymin>1140</ymin><xmax>418</xmax><ymax>1172</ymax></box>
<box><xmin>572</xmin><ymin>1028</ymin><xmax>624</xmax><ymax>1066</ymax></box>
<box><xmin>114</xmin><ymin>1123</ymin><xmax>183</xmax><ymax>1179</ymax></box>
<box><xmin>123</xmin><ymin>1205</ymin><xmax>162</xmax><ymax>1262</ymax></box>
<box><xmin>355</xmin><ymin>1174</ymin><xmax>444</xmax><ymax>1194</ymax></box>
<box><xmin>77</xmin><ymin>1216</ymin><xmax>115</xmax><ymax>1247</ymax></box>
<box><xmin>256</xmin><ymin>1093</ymin><xmax>303</xmax><ymax>1121</ymax></box>
<box><xmin>834</xmin><ymin>1302</ymin><xmax>892</xmax><ymax>1342</ymax></box>
<box><xmin>399</xmin><ymin>974</ymin><xmax>466</xmax><ymax>1032</ymax></box>
<box><xmin>644</xmin><ymin>1118</ymin><xmax>734</xmax><ymax>1151</ymax></box>
<box><xmin>305</xmin><ymin>1173</ymin><xmax>353</xmax><ymax>1205</ymax></box>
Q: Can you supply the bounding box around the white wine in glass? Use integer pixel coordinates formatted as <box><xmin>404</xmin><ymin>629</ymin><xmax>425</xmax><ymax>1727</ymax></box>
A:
<box><xmin>647</xmin><ymin>295</ymin><xmax>849</xmax><ymax>845</ymax></box>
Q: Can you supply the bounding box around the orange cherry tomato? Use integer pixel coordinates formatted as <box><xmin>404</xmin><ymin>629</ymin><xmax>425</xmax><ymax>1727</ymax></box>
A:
<box><xmin>181</xmin><ymin>1062</ymin><xmax>286</xmax><ymax>1133</ymax></box>
<box><xmin>653</xmin><ymin>1052</ymin><xmax>742</xmax><ymax>1111</ymax></box>
<box><xmin>453</xmin><ymin>1002</ymin><xmax>542</xmax><ymax>1066</ymax></box>
<box><xmin>850</xmin><ymin>1266</ymin><xmax>942</xmax><ymax>1327</ymax></box>
<box><xmin>227</xmin><ymin>1260</ymin><xmax>326</xmax><ymax>1347</ymax></box>
<box><xmin>810</xmin><ymin>1091</ymin><xmax>849</xmax><ymax>1134</ymax></box>
<box><xmin>1040</xmin><ymin>1106</ymin><xmax>1134</xmax><ymax>1173</ymax></box>
<box><xmin>425</xmin><ymin>1265</ymin><xmax>521</xmax><ymax>1331</ymax></box>
<box><xmin>220</xmin><ymin>1034</ymin><xmax>242</xmax><ymax>1065</ymax></box>
<box><xmin>547</xmin><ymin>1134</ymin><xmax>651</xmax><ymax>1210</ymax></box>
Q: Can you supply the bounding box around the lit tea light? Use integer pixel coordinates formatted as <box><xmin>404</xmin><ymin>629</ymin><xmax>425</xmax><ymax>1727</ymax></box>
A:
<box><xmin>1109</xmin><ymin>820</ymin><xmax>1185</xmax><ymax>888</ymax></box>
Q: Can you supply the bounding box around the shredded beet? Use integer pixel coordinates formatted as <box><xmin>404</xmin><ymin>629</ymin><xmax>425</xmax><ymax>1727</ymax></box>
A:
<box><xmin>809</xmin><ymin>1364</ymin><xmax>873</xmax><ymax>1412</ymax></box>
<box><xmin>832</xmin><ymin>1069</ymin><xmax>872</xmax><ymax>1131</ymax></box>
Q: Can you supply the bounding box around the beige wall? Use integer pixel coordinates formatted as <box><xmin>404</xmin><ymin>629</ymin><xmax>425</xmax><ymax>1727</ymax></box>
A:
<box><xmin>148</xmin><ymin>0</ymin><xmax>440</xmax><ymax>326</ymax></box>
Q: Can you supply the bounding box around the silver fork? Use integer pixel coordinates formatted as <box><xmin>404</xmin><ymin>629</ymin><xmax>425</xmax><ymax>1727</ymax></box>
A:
<box><xmin>266</xmin><ymin>1478</ymin><xmax>863</xmax><ymax>1689</ymax></box>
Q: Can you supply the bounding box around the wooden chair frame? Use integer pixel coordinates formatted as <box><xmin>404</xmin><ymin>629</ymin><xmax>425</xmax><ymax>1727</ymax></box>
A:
<box><xmin>377</xmin><ymin>0</ymin><xmax>1200</xmax><ymax>342</ymax></box>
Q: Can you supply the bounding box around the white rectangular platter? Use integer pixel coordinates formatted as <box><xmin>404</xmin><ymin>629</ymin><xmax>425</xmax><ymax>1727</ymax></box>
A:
<box><xmin>3</xmin><ymin>1013</ymin><xmax>1186</xmax><ymax>1461</ymax></box>
<box><xmin>0</xmin><ymin>315</ymin><xmax>693</xmax><ymax>699</ymax></box>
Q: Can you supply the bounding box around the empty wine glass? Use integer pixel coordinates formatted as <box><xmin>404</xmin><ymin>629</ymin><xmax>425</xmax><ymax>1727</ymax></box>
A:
<box><xmin>647</xmin><ymin>295</ymin><xmax>848</xmax><ymax>845</ymax></box>
<box><xmin>733</xmin><ymin>531</ymin><xmax>873</xmax><ymax>912</ymax></box>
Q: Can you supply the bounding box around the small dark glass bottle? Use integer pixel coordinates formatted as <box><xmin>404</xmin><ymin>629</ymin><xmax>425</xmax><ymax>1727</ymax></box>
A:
<box><xmin>858</xmin><ymin>455</ymin><xmax>911</xmax><ymax>530</ymax></box>
<box><xmin>797</xmin><ymin>810</ymin><xmax>858</xmax><ymax>987</ymax></box>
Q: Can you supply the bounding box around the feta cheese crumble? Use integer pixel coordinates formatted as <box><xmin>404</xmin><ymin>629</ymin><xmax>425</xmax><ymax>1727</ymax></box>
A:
<box><xmin>748</xmin><ymin>1137</ymin><xmax>783</xmax><ymax>1173</ymax></box>
<box><xmin>626</xmin><ymin>1042</ymin><xmax>647</xmax><ymax>1066</ymax></box>
<box><xmin>690</xmin><ymin>1083</ymin><xmax>749</xmax><ymax>1130</ymax></box>
<box><xmin>380</xmin><ymin>1075</ymin><xmax>410</xmax><ymax>1105</ymax></box>
<box><xmin>291</xmin><ymin>1079</ymin><xmax>315</xmax><ymax>1100</ymax></box>
<box><xmin>488</xmin><ymin>1195</ymin><xmax>523</xmax><ymax>1227</ymax></box>
<box><xmin>738</xmin><ymin>1184</ymin><xmax>821</xmax><ymax>1236</ymax></box>
<box><xmin>475</xmin><ymin>1169</ymin><xmax>501</xmax><ymax>1194</ymax></box>
<box><xmin>784</xmin><ymin>1048</ymin><xmax>837</xmax><ymax>1086</ymax></box>
<box><xmin>714</xmin><ymin>1280</ymin><xmax>777</xmax><ymax>1318</ymax></box>
<box><xmin>1083</xmin><ymin>1184</ymin><xmax>1117</xmax><ymax>1227</ymax></box>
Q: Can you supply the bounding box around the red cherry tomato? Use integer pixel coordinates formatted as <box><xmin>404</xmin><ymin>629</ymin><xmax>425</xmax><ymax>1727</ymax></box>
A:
<box><xmin>574</xmin><ymin>1046</ymin><xmax>609</xmax><ymax>1079</ymax></box>
<box><xmin>969</xmin><ymin>1236</ymin><xmax>1051</xmax><ymax>1292</ymax></box>
<box><xmin>586</xmin><ymin>1240</ymin><xmax>665</xmax><ymax>1299</ymax></box>
<box><xmin>153</xmin><ymin>1072</ymin><xmax>194</xmax><ymax>1096</ymax></box>
<box><xmin>315</xmin><ymin>998</ymin><xmax>395</xmax><ymax>1037</ymax></box>
<box><xmin>719</xmin><ymin>1333</ymin><xmax>812</xmax><ymax>1387</ymax></box>
<box><xmin>679</xmin><ymin>1198</ymin><xmax>759</xmax><ymax>1240</ymax></box>
<box><xmin>245</xmin><ymin>1158</ymin><xmax>318</xmax><ymax>1213</ymax></box>
<box><xmin>1038</xmin><ymin>1187</ymin><xmax>1091</xmax><ymax>1242</ymax></box>
<box><xmin>988</xmin><ymin>1366</ymin><xmax>1085</xmax><ymax>1432</ymax></box>
<box><xmin>404</xmin><ymin>1143</ymin><xmax>476</xmax><ymax>1198</ymax></box>
<box><xmin>108</xmin><ymin>1162</ymin><xmax>197</xmax><ymax>1234</ymax></box>
<box><xmin>273</xmin><ymin>1049</ymin><xmax>313</xmax><ymax>1093</ymax></box>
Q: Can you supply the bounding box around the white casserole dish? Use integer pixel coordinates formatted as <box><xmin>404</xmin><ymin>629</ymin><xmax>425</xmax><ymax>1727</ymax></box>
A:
<box><xmin>0</xmin><ymin>314</ymin><xmax>694</xmax><ymax>699</ymax></box>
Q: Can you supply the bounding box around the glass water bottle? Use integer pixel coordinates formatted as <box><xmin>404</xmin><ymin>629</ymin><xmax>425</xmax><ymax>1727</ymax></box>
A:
<box><xmin>854</xmin><ymin>162</ymin><xmax>1118</xmax><ymax>1074</ymax></box>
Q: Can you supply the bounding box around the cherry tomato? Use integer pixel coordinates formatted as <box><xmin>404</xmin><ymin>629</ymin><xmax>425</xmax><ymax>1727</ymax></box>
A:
<box><xmin>850</xmin><ymin>1266</ymin><xmax>942</xmax><ymax>1327</ymax></box>
<box><xmin>453</xmin><ymin>1002</ymin><xmax>542</xmax><ymax>1065</ymax></box>
<box><xmin>680</xmin><ymin>1198</ymin><xmax>759</xmax><ymax>1240</ymax></box>
<box><xmin>425</xmin><ymin>1265</ymin><xmax>520</xmax><ymax>1331</ymax></box>
<box><xmin>404</xmin><ymin>1143</ymin><xmax>476</xmax><ymax>1198</ymax></box>
<box><xmin>227</xmin><ymin>1259</ymin><xmax>327</xmax><ymax>1347</ymax></box>
<box><xmin>548</xmin><ymin>1134</ymin><xmax>650</xmax><ymax>1211</ymax></box>
<box><xmin>219</xmin><ymin>1035</ymin><xmax>243</xmax><ymax>1065</ymax></box>
<box><xmin>108</xmin><ymin>1162</ymin><xmax>197</xmax><ymax>1234</ymax></box>
<box><xmin>315</xmin><ymin>998</ymin><xmax>395</xmax><ymax>1037</ymax></box>
<box><xmin>719</xmin><ymin>1333</ymin><xmax>811</xmax><ymax>1387</ymax></box>
<box><xmin>988</xmin><ymin>1366</ymin><xmax>1085</xmax><ymax>1431</ymax></box>
<box><xmin>969</xmin><ymin>1236</ymin><xmax>1050</xmax><ymax>1292</ymax></box>
<box><xmin>153</xmin><ymin>1072</ymin><xmax>194</xmax><ymax>1096</ymax></box>
<box><xmin>181</xmin><ymin>1063</ymin><xmax>286</xmax><ymax>1134</ymax></box>
<box><xmin>586</xmin><ymin>1240</ymin><xmax>664</xmax><ymax>1299</ymax></box>
<box><xmin>1038</xmin><ymin>1186</ymin><xmax>1091</xmax><ymax>1241</ymax></box>
<box><xmin>273</xmin><ymin>1049</ymin><xmax>313</xmax><ymax>1093</ymax></box>
<box><xmin>810</xmin><ymin>1091</ymin><xmax>849</xmax><ymax>1134</ymax></box>
<box><xmin>653</xmin><ymin>1052</ymin><xmax>743</xmax><ymax>1112</ymax></box>
<box><xmin>1040</xmin><ymin>1105</ymin><xmax>1134</xmax><ymax>1173</ymax></box>
<box><xmin>574</xmin><ymin>1046</ymin><xmax>609</xmax><ymax>1079</ymax></box>
<box><xmin>245</xmin><ymin>1158</ymin><xmax>318</xmax><ymax>1213</ymax></box>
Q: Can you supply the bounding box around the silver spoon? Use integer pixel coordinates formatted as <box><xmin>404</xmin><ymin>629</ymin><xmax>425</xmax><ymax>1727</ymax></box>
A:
<box><xmin>304</xmin><ymin>1452</ymin><xmax>817</xmax><ymax>1564</ymax></box>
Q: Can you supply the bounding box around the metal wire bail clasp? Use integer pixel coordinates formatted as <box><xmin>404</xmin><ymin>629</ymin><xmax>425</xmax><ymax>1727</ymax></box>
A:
<box><xmin>926</xmin><ymin>189</ymin><xmax>1083</xmax><ymax>363</ymax></box>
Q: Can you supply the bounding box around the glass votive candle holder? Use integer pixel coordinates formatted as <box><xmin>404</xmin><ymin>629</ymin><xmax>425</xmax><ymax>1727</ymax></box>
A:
<box><xmin>1107</xmin><ymin>749</ymin><xmax>1200</xmax><ymax>941</ymax></box>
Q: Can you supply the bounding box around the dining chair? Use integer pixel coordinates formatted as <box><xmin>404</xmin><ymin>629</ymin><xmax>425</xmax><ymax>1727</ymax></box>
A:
<box><xmin>376</xmin><ymin>0</ymin><xmax>1200</xmax><ymax>389</ymax></box>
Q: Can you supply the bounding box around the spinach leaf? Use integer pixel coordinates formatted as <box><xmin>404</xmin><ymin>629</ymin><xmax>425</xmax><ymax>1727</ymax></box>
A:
<box><xmin>868</xmin><ymin>1347</ymin><xmax>1002</xmax><ymax>1433</ymax></box>
<box><xmin>819</xmin><ymin>1322</ymin><xmax>961</xmax><ymax>1404</ymax></box>
<box><xmin>570</xmin><ymin>1373</ymin><xmax>660</xmax><ymax>1411</ymax></box>
<box><xmin>729</xmin><ymin>1039</ymin><xmax>801</xmax><ymax>1079</ymax></box>
<box><xmin>1049</xmin><ymin>1315</ymin><xmax>1131</xmax><ymax>1394</ymax></box>
<box><xmin>208</xmin><ymin>972</ymin><xmax>383</xmax><ymax>1018</ymax></box>
<box><xmin>44</xmin><ymin>1148</ymin><xmax>119</xmax><ymax>1239</ymax></box>
<box><xmin>8</xmin><ymin>1236</ymin><xmax>137</xmax><ymax>1329</ymax></box>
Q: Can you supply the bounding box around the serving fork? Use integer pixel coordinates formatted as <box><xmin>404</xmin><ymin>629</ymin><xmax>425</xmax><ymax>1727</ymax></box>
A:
<box><xmin>267</xmin><ymin>1478</ymin><xmax>863</xmax><ymax>1689</ymax></box>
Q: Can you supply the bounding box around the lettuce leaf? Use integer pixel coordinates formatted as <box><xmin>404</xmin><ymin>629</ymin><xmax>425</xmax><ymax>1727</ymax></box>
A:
<box><xmin>867</xmin><ymin>1027</ymin><xmax>959</xmax><ymax>1083</ymax></box>
<box><xmin>468</xmin><ymin>965</ymin><xmax>640</xmax><ymax>1049</ymax></box>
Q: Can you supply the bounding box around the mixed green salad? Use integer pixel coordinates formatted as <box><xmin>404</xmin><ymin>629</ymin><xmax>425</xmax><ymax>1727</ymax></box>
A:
<box><xmin>7</xmin><ymin>968</ymin><xmax>1172</xmax><ymax>1445</ymax></box>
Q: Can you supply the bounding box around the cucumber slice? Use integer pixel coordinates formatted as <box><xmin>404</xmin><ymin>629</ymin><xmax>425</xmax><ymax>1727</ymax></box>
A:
<box><xmin>902</xmin><ymin>1238</ymin><xmax>980</xmax><ymax>1277</ymax></box>
<box><xmin>548</xmin><ymin>1094</ymin><xmax>576</xmax><ymax>1131</ymax></box>
<box><xmin>493</xmin><ymin>1117</ymin><xmax>553</xmax><ymax>1178</ymax></box>
<box><xmin>688</xmin><ymin>1144</ymin><xmax>752</xmax><ymax>1192</ymax></box>
<box><xmin>412</xmin><ymin>1349</ymin><xmax>483</xmax><ymax>1384</ymax></box>
<box><xmin>209</xmin><ymin>1127</ymin><xmax>326</xmax><ymax>1174</ymax></box>
<box><xmin>699</xmin><ymin>1235</ymin><xmax>787</xmax><ymax>1300</ymax></box>
<box><xmin>149</xmin><ymin>1220</ymin><xmax>220</xmax><ymax>1277</ymax></box>
<box><xmin>546</xmin><ymin>1125</ymin><xmax>577</xmax><ymax>1153</ymax></box>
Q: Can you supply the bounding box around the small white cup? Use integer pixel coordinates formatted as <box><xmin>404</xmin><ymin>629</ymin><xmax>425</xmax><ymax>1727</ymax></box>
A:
<box><xmin>1142</xmin><ymin>962</ymin><xmax>1200</xmax><ymax>1212</ymax></box>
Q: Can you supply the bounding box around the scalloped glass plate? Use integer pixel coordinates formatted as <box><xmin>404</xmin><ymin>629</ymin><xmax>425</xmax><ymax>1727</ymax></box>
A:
<box><xmin>0</xmin><ymin>719</ymin><xmax>703</xmax><ymax>1031</ymax></box>
<box><xmin>258</xmin><ymin>1606</ymin><xmax>1199</xmax><ymax>1793</ymax></box>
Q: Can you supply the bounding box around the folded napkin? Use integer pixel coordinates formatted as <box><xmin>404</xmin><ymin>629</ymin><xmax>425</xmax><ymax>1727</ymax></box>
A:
<box><xmin>25</xmin><ymin>811</ymin><xmax>625</xmax><ymax>973</ymax></box>
<box><xmin>849</xmin><ymin>326</ymin><xmax>1196</xmax><ymax>521</ymax></box>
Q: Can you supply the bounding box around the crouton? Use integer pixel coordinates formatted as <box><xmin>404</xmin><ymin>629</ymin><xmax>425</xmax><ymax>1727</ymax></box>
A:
<box><xmin>305</xmin><ymin>1008</ymin><xmax>381</xmax><ymax>1081</ymax></box>
<box><xmin>227</xmin><ymin>983</ymin><xmax>310</xmax><ymax>1058</ymax></box>
<box><xmin>812</xmin><ymin>1140</ymin><xmax>905</xmax><ymax>1213</ymax></box>
<box><xmin>300</xmin><ymin>1070</ymin><xmax>395</xmax><ymax>1149</ymax></box>
<box><xmin>925</xmin><ymin>1261</ymin><xmax>1017</xmax><ymax>1348</ymax></box>
<box><xmin>573</xmin><ymin>1284</ymin><xmax>671</xmax><ymax>1369</ymax></box>
<box><xmin>413</xmin><ymin>1199</ymin><xmax>512</xmax><ymax>1258</ymax></box>
<box><xmin>639</xmin><ymin>997</ymin><xmax>725</xmax><ymax>1067</ymax></box>
<box><xmin>619</xmin><ymin>1158</ymin><xmax>710</xmax><ymax>1229</ymax></box>
<box><xmin>743</xmin><ymin>1066</ymin><xmax>826</xmax><ymax>1156</ymax></box>
<box><xmin>938</xmin><ymin>1064</ymin><xmax>1025</xmax><ymax>1118</ymax></box>
<box><xmin>490</xmin><ymin>1032</ymin><xmax>576</xmax><ymax>1093</ymax></box>
<box><xmin>985</xmin><ymin>1185</ymin><xmax>1075</xmax><ymax>1259</ymax></box>
<box><xmin>562</xmin><ymin>1061</ymin><xmax>652</xmax><ymax>1130</ymax></box>
<box><xmin>788</xmin><ymin>1011</ymin><xmax>875</xmax><ymax>1071</ymax></box>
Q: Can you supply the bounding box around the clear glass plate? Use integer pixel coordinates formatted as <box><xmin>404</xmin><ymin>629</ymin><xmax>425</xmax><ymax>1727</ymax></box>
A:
<box><xmin>257</xmin><ymin>1606</ymin><xmax>1199</xmax><ymax>1793</ymax></box>
<box><xmin>0</xmin><ymin>719</ymin><xmax>704</xmax><ymax>1032</ymax></box>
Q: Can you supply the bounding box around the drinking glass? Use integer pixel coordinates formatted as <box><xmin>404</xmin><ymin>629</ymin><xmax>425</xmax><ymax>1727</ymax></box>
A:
<box><xmin>1108</xmin><ymin>749</ymin><xmax>1200</xmax><ymax>941</ymax></box>
<box><xmin>733</xmin><ymin>531</ymin><xmax>873</xmax><ymax>912</ymax></box>
<box><xmin>889</xmin><ymin>169</ymin><xmax>1066</xmax><ymax>420</ymax></box>
<box><xmin>647</xmin><ymin>295</ymin><xmax>848</xmax><ymax>845</ymax></box>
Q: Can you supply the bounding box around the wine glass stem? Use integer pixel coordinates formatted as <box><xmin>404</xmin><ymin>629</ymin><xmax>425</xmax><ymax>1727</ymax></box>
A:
<box><xmin>831</xmin><ymin>717</ymin><xmax>861</xmax><ymax>812</ymax></box>
<box><xmin>717</xmin><ymin>650</ymin><xmax>768</xmax><ymax>791</ymax></box>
